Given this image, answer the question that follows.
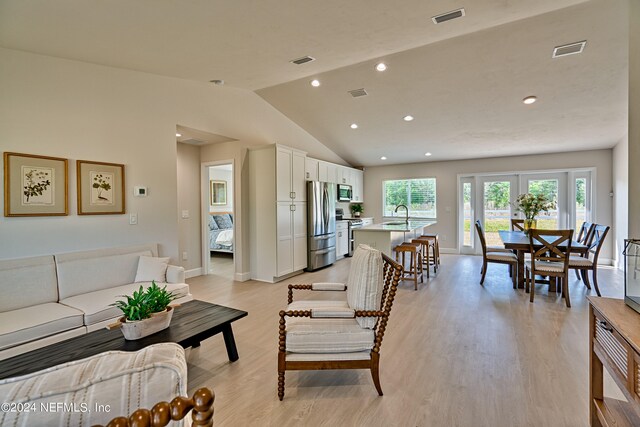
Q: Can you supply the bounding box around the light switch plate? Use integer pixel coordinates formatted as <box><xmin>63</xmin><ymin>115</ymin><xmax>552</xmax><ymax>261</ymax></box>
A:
<box><xmin>129</xmin><ymin>213</ymin><xmax>138</xmax><ymax>225</ymax></box>
<box><xmin>181</xmin><ymin>210</ymin><xmax>189</xmax><ymax>219</ymax></box>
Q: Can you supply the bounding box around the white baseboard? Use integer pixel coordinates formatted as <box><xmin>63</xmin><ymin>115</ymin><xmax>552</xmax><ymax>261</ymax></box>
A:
<box><xmin>440</xmin><ymin>248</ymin><xmax>457</xmax><ymax>254</ymax></box>
<box><xmin>235</xmin><ymin>271</ymin><xmax>251</xmax><ymax>282</ymax></box>
<box><xmin>185</xmin><ymin>267</ymin><xmax>203</xmax><ymax>279</ymax></box>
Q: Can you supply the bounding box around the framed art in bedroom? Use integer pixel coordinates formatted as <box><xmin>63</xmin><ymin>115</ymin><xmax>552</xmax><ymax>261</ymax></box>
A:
<box><xmin>210</xmin><ymin>180</ymin><xmax>227</xmax><ymax>205</ymax></box>
<box><xmin>4</xmin><ymin>152</ymin><xmax>69</xmax><ymax>217</ymax></box>
<box><xmin>77</xmin><ymin>160</ymin><xmax>125</xmax><ymax>215</ymax></box>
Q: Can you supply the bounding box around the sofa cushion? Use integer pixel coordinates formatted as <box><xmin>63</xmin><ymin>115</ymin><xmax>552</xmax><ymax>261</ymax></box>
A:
<box><xmin>346</xmin><ymin>244</ymin><xmax>384</xmax><ymax>329</ymax></box>
<box><xmin>60</xmin><ymin>282</ymin><xmax>190</xmax><ymax>326</ymax></box>
<box><xmin>55</xmin><ymin>244</ymin><xmax>159</xmax><ymax>300</ymax></box>
<box><xmin>285</xmin><ymin>300</ymin><xmax>374</xmax><ymax>353</ymax></box>
<box><xmin>0</xmin><ymin>303</ymin><xmax>84</xmax><ymax>351</ymax></box>
<box><xmin>0</xmin><ymin>255</ymin><xmax>58</xmax><ymax>312</ymax></box>
<box><xmin>214</xmin><ymin>214</ymin><xmax>233</xmax><ymax>229</ymax></box>
<box><xmin>134</xmin><ymin>256</ymin><xmax>170</xmax><ymax>283</ymax></box>
<box><xmin>0</xmin><ymin>343</ymin><xmax>187</xmax><ymax>427</ymax></box>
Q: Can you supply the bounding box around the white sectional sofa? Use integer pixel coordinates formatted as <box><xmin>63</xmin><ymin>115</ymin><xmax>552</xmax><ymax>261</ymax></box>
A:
<box><xmin>0</xmin><ymin>244</ymin><xmax>192</xmax><ymax>360</ymax></box>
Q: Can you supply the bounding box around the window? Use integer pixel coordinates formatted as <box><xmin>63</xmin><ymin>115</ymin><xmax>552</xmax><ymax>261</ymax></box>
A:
<box><xmin>383</xmin><ymin>178</ymin><xmax>436</xmax><ymax>218</ymax></box>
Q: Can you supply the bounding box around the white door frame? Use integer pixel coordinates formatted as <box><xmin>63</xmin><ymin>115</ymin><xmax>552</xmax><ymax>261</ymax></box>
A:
<box><xmin>201</xmin><ymin>159</ymin><xmax>235</xmax><ymax>277</ymax></box>
<box><xmin>475</xmin><ymin>175</ymin><xmax>518</xmax><ymax>254</ymax></box>
<box><xmin>458</xmin><ymin>176</ymin><xmax>476</xmax><ymax>254</ymax></box>
<box><xmin>519</xmin><ymin>172</ymin><xmax>568</xmax><ymax>228</ymax></box>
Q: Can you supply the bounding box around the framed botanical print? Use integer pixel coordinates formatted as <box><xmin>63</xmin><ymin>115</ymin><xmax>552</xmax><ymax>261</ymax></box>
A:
<box><xmin>210</xmin><ymin>180</ymin><xmax>227</xmax><ymax>205</ymax></box>
<box><xmin>4</xmin><ymin>152</ymin><xmax>69</xmax><ymax>217</ymax></box>
<box><xmin>77</xmin><ymin>160</ymin><xmax>125</xmax><ymax>215</ymax></box>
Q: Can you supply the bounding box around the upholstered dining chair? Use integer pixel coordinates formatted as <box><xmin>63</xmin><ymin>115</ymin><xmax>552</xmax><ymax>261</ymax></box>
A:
<box><xmin>525</xmin><ymin>229</ymin><xmax>573</xmax><ymax>307</ymax></box>
<box><xmin>277</xmin><ymin>244</ymin><xmax>403</xmax><ymax>400</ymax></box>
<box><xmin>572</xmin><ymin>222</ymin><xmax>595</xmax><ymax>280</ymax></box>
<box><xmin>568</xmin><ymin>224</ymin><xmax>609</xmax><ymax>297</ymax></box>
<box><xmin>474</xmin><ymin>220</ymin><xmax>517</xmax><ymax>288</ymax></box>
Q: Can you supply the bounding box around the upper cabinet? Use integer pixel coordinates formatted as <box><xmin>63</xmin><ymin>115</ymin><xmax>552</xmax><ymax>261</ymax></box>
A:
<box><xmin>318</xmin><ymin>161</ymin><xmax>338</xmax><ymax>184</ymax></box>
<box><xmin>276</xmin><ymin>146</ymin><xmax>306</xmax><ymax>201</ymax></box>
<box><xmin>305</xmin><ymin>157</ymin><xmax>319</xmax><ymax>181</ymax></box>
<box><xmin>352</xmin><ymin>169</ymin><xmax>364</xmax><ymax>203</ymax></box>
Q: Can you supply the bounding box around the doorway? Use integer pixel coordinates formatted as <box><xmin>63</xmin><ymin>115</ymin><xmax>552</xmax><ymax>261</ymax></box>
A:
<box><xmin>478</xmin><ymin>175</ymin><xmax>518</xmax><ymax>248</ymax></box>
<box><xmin>202</xmin><ymin>161</ymin><xmax>235</xmax><ymax>279</ymax></box>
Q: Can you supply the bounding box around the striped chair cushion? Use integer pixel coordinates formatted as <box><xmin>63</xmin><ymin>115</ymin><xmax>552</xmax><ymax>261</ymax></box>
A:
<box><xmin>286</xmin><ymin>301</ymin><xmax>374</xmax><ymax>353</ymax></box>
<box><xmin>525</xmin><ymin>260</ymin><xmax>565</xmax><ymax>273</ymax></box>
<box><xmin>346</xmin><ymin>245</ymin><xmax>384</xmax><ymax>329</ymax></box>
<box><xmin>487</xmin><ymin>252</ymin><xmax>517</xmax><ymax>262</ymax></box>
<box><xmin>569</xmin><ymin>256</ymin><xmax>593</xmax><ymax>267</ymax></box>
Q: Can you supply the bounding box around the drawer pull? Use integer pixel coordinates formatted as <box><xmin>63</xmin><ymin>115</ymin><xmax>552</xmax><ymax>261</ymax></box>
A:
<box><xmin>600</xmin><ymin>321</ymin><xmax>613</xmax><ymax>332</ymax></box>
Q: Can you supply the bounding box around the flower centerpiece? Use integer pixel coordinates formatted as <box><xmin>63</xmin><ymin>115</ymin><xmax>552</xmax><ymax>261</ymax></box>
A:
<box><xmin>513</xmin><ymin>193</ymin><xmax>556</xmax><ymax>232</ymax></box>
<box><xmin>111</xmin><ymin>281</ymin><xmax>176</xmax><ymax>340</ymax></box>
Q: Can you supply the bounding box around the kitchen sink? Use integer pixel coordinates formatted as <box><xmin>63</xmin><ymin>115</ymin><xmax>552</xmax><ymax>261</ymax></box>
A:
<box><xmin>384</xmin><ymin>221</ymin><xmax>408</xmax><ymax>225</ymax></box>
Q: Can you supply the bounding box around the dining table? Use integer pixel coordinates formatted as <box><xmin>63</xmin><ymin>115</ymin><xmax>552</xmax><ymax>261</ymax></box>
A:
<box><xmin>498</xmin><ymin>230</ymin><xmax>589</xmax><ymax>289</ymax></box>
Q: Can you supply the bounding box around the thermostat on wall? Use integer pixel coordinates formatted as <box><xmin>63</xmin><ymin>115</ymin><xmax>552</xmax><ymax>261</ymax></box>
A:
<box><xmin>134</xmin><ymin>186</ymin><xmax>148</xmax><ymax>197</ymax></box>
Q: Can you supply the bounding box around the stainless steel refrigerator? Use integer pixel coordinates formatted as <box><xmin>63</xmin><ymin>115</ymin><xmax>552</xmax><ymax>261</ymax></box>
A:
<box><xmin>306</xmin><ymin>181</ymin><xmax>337</xmax><ymax>271</ymax></box>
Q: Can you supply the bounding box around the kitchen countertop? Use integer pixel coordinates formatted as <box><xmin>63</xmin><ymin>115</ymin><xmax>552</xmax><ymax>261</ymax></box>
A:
<box><xmin>356</xmin><ymin>220</ymin><xmax>436</xmax><ymax>232</ymax></box>
<box><xmin>337</xmin><ymin>217</ymin><xmax>373</xmax><ymax>221</ymax></box>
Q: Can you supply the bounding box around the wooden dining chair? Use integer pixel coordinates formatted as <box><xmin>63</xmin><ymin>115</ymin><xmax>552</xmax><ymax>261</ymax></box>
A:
<box><xmin>474</xmin><ymin>220</ymin><xmax>517</xmax><ymax>288</ymax></box>
<box><xmin>510</xmin><ymin>219</ymin><xmax>525</xmax><ymax>231</ymax></box>
<box><xmin>525</xmin><ymin>229</ymin><xmax>573</xmax><ymax>307</ymax></box>
<box><xmin>568</xmin><ymin>224</ymin><xmax>610</xmax><ymax>297</ymax></box>
<box><xmin>572</xmin><ymin>222</ymin><xmax>595</xmax><ymax>280</ymax></box>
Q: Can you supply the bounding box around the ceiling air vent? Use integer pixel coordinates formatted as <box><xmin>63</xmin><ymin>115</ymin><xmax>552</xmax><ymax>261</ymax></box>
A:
<box><xmin>552</xmin><ymin>41</ymin><xmax>587</xmax><ymax>58</ymax></box>
<box><xmin>348</xmin><ymin>88</ymin><xmax>368</xmax><ymax>98</ymax></box>
<box><xmin>432</xmin><ymin>8</ymin><xmax>465</xmax><ymax>24</ymax></box>
<box><xmin>290</xmin><ymin>56</ymin><xmax>316</xmax><ymax>65</ymax></box>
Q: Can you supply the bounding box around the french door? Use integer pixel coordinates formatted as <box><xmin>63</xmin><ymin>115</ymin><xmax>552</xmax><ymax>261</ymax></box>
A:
<box><xmin>477</xmin><ymin>175</ymin><xmax>518</xmax><ymax>249</ymax></box>
<box><xmin>519</xmin><ymin>173</ymin><xmax>568</xmax><ymax>229</ymax></box>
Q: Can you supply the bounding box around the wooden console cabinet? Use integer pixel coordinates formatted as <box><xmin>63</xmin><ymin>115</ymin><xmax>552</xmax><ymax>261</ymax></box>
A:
<box><xmin>588</xmin><ymin>296</ymin><xmax>640</xmax><ymax>426</ymax></box>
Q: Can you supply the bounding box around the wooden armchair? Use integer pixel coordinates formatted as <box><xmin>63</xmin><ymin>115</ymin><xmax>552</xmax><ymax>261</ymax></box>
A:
<box><xmin>277</xmin><ymin>245</ymin><xmax>403</xmax><ymax>400</ymax></box>
<box><xmin>93</xmin><ymin>388</ymin><xmax>214</xmax><ymax>427</ymax></box>
<box><xmin>510</xmin><ymin>219</ymin><xmax>525</xmax><ymax>231</ymax></box>
<box><xmin>474</xmin><ymin>220</ymin><xmax>517</xmax><ymax>288</ymax></box>
<box><xmin>569</xmin><ymin>224</ymin><xmax>609</xmax><ymax>296</ymax></box>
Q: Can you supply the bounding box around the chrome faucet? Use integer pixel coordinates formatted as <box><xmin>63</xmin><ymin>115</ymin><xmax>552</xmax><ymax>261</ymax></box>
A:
<box><xmin>394</xmin><ymin>204</ymin><xmax>409</xmax><ymax>223</ymax></box>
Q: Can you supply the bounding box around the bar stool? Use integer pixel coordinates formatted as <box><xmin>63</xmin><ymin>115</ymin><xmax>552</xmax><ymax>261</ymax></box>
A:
<box><xmin>411</xmin><ymin>237</ymin><xmax>434</xmax><ymax>279</ymax></box>
<box><xmin>394</xmin><ymin>242</ymin><xmax>423</xmax><ymax>290</ymax></box>
<box><xmin>419</xmin><ymin>234</ymin><xmax>440</xmax><ymax>272</ymax></box>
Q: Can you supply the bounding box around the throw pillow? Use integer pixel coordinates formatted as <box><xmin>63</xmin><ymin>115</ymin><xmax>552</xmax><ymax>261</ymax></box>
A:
<box><xmin>134</xmin><ymin>256</ymin><xmax>170</xmax><ymax>283</ymax></box>
<box><xmin>209</xmin><ymin>216</ymin><xmax>219</xmax><ymax>230</ymax></box>
<box><xmin>214</xmin><ymin>214</ymin><xmax>233</xmax><ymax>229</ymax></box>
<box><xmin>346</xmin><ymin>244</ymin><xmax>384</xmax><ymax>329</ymax></box>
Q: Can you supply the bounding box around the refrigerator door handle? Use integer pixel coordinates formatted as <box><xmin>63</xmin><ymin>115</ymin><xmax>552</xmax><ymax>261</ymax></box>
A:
<box><xmin>314</xmin><ymin>249</ymin><xmax>330</xmax><ymax>255</ymax></box>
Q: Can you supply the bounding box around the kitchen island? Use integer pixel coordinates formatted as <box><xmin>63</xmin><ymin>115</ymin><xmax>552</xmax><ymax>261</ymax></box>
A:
<box><xmin>353</xmin><ymin>220</ymin><xmax>437</xmax><ymax>257</ymax></box>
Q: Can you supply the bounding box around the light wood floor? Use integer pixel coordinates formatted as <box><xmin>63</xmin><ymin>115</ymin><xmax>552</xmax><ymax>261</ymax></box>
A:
<box><xmin>186</xmin><ymin>255</ymin><xmax>624</xmax><ymax>426</ymax></box>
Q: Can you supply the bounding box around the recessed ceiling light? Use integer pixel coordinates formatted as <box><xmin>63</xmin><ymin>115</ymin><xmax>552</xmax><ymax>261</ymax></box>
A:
<box><xmin>375</xmin><ymin>63</ymin><xmax>387</xmax><ymax>72</ymax></box>
<box><xmin>380</xmin><ymin>156</ymin><xmax>387</xmax><ymax>160</ymax></box>
<box><xmin>425</xmin><ymin>152</ymin><xmax>432</xmax><ymax>156</ymax></box>
<box><xmin>176</xmin><ymin>133</ymin><xmax>182</xmax><ymax>137</ymax></box>
<box><xmin>403</xmin><ymin>115</ymin><xmax>414</xmax><ymax>122</ymax></box>
<box><xmin>310</xmin><ymin>79</ymin><xmax>321</xmax><ymax>87</ymax></box>
<box><xmin>350</xmin><ymin>123</ymin><xmax>358</xmax><ymax>129</ymax></box>
<box><xmin>523</xmin><ymin>96</ymin><xmax>537</xmax><ymax>105</ymax></box>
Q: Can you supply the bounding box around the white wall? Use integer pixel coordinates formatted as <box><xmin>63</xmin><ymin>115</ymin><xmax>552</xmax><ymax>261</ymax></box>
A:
<box><xmin>176</xmin><ymin>143</ymin><xmax>202</xmax><ymax>272</ymax></box>
<box><xmin>630</xmin><ymin>0</ymin><xmax>640</xmax><ymax>238</ymax></box>
<box><xmin>208</xmin><ymin>167</ymin><xmax>233</xmax><ymax>212</ymax></box>
<box><xmin>363</xmin><ymin>149</ymin><xmax>614</xmax><ymax>260</ymax></box>
<box><xmin>0</xmin><ymin>47</ymin><xmax>345</xmax><ymax>265</ymax></box>
<box><xmin>613</xmin><ymin>136</ymin><xmax>629</xmax><ymax>267</ymax></box>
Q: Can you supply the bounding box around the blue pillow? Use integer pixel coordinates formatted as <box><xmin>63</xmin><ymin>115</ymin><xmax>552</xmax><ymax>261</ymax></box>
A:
<box><xmin>209</xmin><ymin>216</ymin><xmax>220</xmax><ymax>230</ymax></box>
<box><xmin>214</xmin><ymin>214</ymin><xmax>233</xmax><ymax>229</ymax></box>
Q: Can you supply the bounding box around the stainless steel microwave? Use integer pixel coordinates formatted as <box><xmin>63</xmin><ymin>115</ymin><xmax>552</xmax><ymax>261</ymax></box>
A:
<box><xmin>337</xmin><ymin>184</ymin><xmax>352</xmax><ymax>202</ymax></box>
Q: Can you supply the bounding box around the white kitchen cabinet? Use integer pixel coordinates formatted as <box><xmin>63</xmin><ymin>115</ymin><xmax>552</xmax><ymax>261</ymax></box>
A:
<box><xmin>277</xmin><ymin>146</ymin><xmax>306</xmax><ymax>201</ymax></box>
<box><xmin>361</xmin><ymin>218</ymin><xmax>373</xmax><ymax>226</ymax></box>
<box><xmin>249</xmin><ymin>144</ymin><xmax>308</xmax><ymax>282</ymax></box>
<box><xmin>352</xmin><ymin>169</ymin><xmax>364</xmax><ymax>202</ymax></box>
<box><xmin>336</xmin><ymin>221</ymin><xmax>349</xmax><ymax>259</ymax></box>
<box><xmin>305</xmin><ymin>157</ymin><xmax>319</xmax><ymax>181</ymax></box>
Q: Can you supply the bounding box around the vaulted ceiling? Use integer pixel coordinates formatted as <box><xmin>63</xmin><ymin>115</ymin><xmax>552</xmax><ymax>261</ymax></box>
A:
<box><xmin>0</xmin><ymin>0</ymin><xmax>628</xmax><ymax>166</ymax></box>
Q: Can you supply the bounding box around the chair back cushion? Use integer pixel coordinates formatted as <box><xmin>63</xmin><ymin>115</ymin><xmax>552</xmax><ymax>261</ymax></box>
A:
<box><xmin>0</xmin><ymin>256</ymin><xmax>58</xmax><ymax>312</ymax></box>
<box><xmin>346</xmin><ymin>244</ymin><xmax>383</xmax><ymax>329</ymax></box>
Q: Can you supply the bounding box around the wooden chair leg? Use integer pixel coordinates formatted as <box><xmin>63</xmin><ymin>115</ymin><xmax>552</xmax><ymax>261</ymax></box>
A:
<box><xmin>278</xmin><ymin>371</ymin><xmax>285</xmax><ymax>401</ymax></box>
<box><xmin>480</xmin><ymin>260</ymin><xmax>487</xmax><ymax>285</ymax></box>
<box><xmin>581</xmin><ymin>269</ymin><xmax>592</xmax><ymax>290</ymax></box>
<box><xmin>575</xmin><ymin>269</ymin><xmax>581</xmax><ymax>281</ymax></box>
<box><xmin>591</xmin><ymin>267</ymin><xmax>602</xmax><ymax>297</ymax></box>
<box><xmin>563</xmin><ymin>277</ymin><xmax>571</xmax><ymax>308</ymax></box>
<box><xmin>512</xmin><ymin>263</ymin><xmax>517</xmax><ymax>289</ymax></box>
<box><xmin>370</xmin><ymin>352</ymin><xmax>383</xmax><ymax>396</ymax></box>
<box><xmin>529</xmin><ymin>269</ymin><xmax>535</xmax><ymax>303</ymax></box>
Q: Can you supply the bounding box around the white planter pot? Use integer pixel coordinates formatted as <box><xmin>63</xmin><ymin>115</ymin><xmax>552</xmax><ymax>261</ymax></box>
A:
<box><xmin>119</xmin><ymin>307</ymin><xmax>174</xmax><ymax>340</ymax></box>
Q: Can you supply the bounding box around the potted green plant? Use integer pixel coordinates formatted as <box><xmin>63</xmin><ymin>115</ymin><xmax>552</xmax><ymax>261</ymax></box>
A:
<box><xmin>111</xmin><ymin>281</ymin><xmax>177</xmax><ymax>340</ymax></box>
<box><xmin>513</xmin><ymin>193</ymin><xmax>556</xmax><ymax>232</ymax></box>
<box><xmin>351</xmin><ymin>203</ymin><xmax>364</xmax><ymax>218</ymax></box>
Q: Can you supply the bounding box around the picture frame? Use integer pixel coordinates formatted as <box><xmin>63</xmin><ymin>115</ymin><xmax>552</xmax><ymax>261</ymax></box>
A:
<box><xmin>4</xmin><ymin>152</ymin><xmax>69</xmax><ymax>217</ymax></box>
<box><xmin>210</xmin><ymin>180</ymin><xmax>227</xmax><ymax>205</ymax></box>
<box><xmin>77</xmin><ymin>160</ymin><xmax>125</xmax><ymax>215</ymax></box>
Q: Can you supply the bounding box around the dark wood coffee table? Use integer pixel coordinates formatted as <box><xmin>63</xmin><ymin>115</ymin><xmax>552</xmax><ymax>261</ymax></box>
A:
<box><xmin>0</xmin><ymin>299</ymin><xmax>248</xmax><ymax>380</ymax></box>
